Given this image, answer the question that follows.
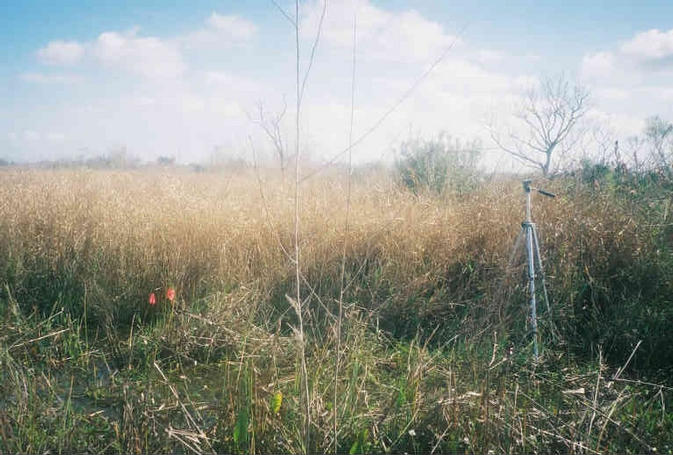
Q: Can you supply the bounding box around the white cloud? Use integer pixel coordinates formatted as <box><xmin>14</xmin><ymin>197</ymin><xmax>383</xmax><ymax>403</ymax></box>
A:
<box><xmin>47</xmin><ymin>132</ymin><xmax>66</xmax><ymax>142</ymax></box>
<box><xmin>92</xmin><ymin>30</ymin><xmax>186</xmax><ymax>80</ymax></box>
<box><xmin>580</xmin><ymin>27</ymin><xmax>673</xmax><ymax>127</ymax></box>
<box><xmin>179</xmin><ymin>93</ymin><xmax>206</xmax><ymax>113</ymax></box>
<box><xmin>585</xmin><ymin>108</ymin><xmax>643</xmax><ymax>138</ymax></box>
<box><xmin>594</xmin><ymin>87</ymin><xmax>629</xmax><ymax>101</ymax></box>
<box><xmin>581</xmin><ymin>51</ymin><xmax>616</xmax><ymax>81</ymax></box>
<box><xmin>22</xmin><ymin>130</ymin><xmax>40</xmax><ymax>142</ymax></box>
<box><xmin>620</xmin><ymin>28</ymin><xmax>673</xmax><ymax>63</ymax></box>
<box><xmin>581</xmin><ymin>28</ymin><xmax>673</xmax><ymax>84</ymax></box>
<box><xmin>475</xmin><ymin>49</ymin><xmax>505</xmax><ymax>65</ymax></box>
<box><xmin>7</xmin><ymin>130</ymin><xmax>66</xmax><ymax>144</ymax></box>
<box><xmin>203</xmin><ymin>71</ymin><xmax>239</xmax><ymax>85</ymax></box>
<box><xmin>37</xmin><ymin>40</ymin><xmax>85</xmax><ymax>65</ymax></box>
<box><xmin>132</xmin><ymin>96</ymin><xmax>156</xmax><ymax>107</ymax></box>
<box><xmin>661</xmin><ymin>87</ymin><xmax>673</xmax><ymax>101</ymax></box>
<box><xmin>19</xmin><ymin>72</ymin><xmax>82</xmax><ymax>84</ymax></box>
<box><xmin>33</xmin><ymin>14</ymin><xmax>257</xmax><ymax>83</ymax></box>
<box><xmin>301</xmin><ymin>0</ymin><xmax>459</xmax><ymax>63</ymax></box>
<box><xmin>207</xmin><ymin>13</ymin><xmax>257</xmax><ymax>40</ymax></box>
<box><xmin>426</xmin><ymin>58</ymin><xmax>515</xmax><ymax>95</ymax></box>
<box><xmin>207</xmin><ymin>97</ymin><xmax>242</xmax><ymax>117</ymax></box>
<box><xmin>180</xmin><ymin>13</ymin><xmax>257</xmax><ymax>49</ymax></box>
<box><xmin>202</xmin><ymin>70</ymin><xmax>262</xmax><ymax>96</ymax></box>
<box><xmin>575</xmin><ymin>28</ymin><xmax>673</xmax><ymax>162</ymax></box>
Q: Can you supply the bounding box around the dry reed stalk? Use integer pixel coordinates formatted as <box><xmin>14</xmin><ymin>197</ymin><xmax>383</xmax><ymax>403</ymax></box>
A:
<box><xmin>334</xmin><ymin>3</ymin><xmax>358</xmax><ymax>453</ymax></box>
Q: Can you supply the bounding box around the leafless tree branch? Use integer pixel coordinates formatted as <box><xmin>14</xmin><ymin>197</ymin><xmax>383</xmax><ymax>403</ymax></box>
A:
<box><xmin>492</xmin><ymin>74</ymin><xmax>590</xmax><ymax>176</ymax></box>
<box><xmin>249</xmin><ymin>99</ymin><xmax>289</xmax><ymax>178</ymax></box>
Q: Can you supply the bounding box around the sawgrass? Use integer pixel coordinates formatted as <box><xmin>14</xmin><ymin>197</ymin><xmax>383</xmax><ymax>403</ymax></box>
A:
<box><xmin>0</xmin><ymin>167</ymin><xmax>671</xmax><ymax>453</ymax></box>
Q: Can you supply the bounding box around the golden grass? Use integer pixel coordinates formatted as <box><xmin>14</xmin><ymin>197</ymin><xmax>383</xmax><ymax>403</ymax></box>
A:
<box><xmin>0</xmin><ymin>168</ymin><xmax>644</xmax><ymax>323</ymax></box>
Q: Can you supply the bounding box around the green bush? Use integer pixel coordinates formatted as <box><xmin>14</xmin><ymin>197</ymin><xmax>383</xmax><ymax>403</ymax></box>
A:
<box><xmin>396</xmin><ymin>132</ymin><xmax>481</xmax><ymax>195</ymax></box>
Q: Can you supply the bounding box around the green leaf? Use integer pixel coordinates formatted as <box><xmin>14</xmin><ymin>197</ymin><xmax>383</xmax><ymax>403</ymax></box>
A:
<box><xmin>349</xmin><ymin>428</ymin><xmax>369</xmax><ymax>454</ymax></box>
<box><xmin>271</xmin><ymin>391</ymin><xmax>283</xmax><ymax>414</ymax></box>
<box><xmin>233</xmin><ymin>408</ymin><xmax>248</xmax><ymax>446</ymax></box>
<box><xmin>232</xmin><ymin>422</ymin><xmax>240</xmax><ymax>445</ymax></box>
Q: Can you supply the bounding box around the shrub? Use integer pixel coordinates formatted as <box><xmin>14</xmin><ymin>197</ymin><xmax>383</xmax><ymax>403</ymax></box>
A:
<box><xmin>395</xmin><ymin>132</ymin><xmax>481</xmax><ymax>195</ymax></box>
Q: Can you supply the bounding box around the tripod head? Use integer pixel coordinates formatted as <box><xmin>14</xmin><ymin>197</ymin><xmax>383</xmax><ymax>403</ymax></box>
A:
<box><xmin>522</xmin><ymin>179</ymin><xmax>555</xmax><ymax>224</ymax></box>
<box><xmin>522</xmin><ymin>179</ymin><xmax>556</xmax><ymax>198</ymax></box>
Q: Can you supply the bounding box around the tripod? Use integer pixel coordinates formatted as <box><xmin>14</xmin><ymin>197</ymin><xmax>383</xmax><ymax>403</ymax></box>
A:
<box><xmin>510</xmin><ymin>179</ymin><xmax>556</xmax><ymax>360</ymax></box>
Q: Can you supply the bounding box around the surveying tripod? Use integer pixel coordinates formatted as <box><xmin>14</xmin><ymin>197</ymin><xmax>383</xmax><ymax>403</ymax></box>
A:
<box><xmin>510</xmin><ymin>179</ymin><xmax>556</xmax><ymax>360</ymax></box>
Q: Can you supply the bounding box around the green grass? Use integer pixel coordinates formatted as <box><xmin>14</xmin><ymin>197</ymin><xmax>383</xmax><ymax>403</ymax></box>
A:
<box><xmin>2</xmin><ymin>303</ymin><xmax>670</xmax><ymax>453</ymax></box>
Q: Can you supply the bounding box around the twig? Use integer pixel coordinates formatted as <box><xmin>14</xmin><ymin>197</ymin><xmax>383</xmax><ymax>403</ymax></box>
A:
<box><xmin>525</xmin><ymin>422</ymin><xmax>602</xmax><ymax>455</ymax></box>
<box><xmin>9</xmin><ymin>328</ymin><xmax>69</xmax><ymax>350</ymax></box>
<box><xmin>587</xmin><ymin>350</ymin><xmax>602</xmax><ymax>441</ymax></box>
<box><xmin>613</xmin><ymin>340</ymin><xmax>641</xmax><ymax>380</ymax></box>
<box><xmin>576</xmin><ymin>391</ymin><xmax>652</xmax><ymax>452</ymax></box>
<box><xmin>613</xmin><ymin>377</ymin><xmax>673</xmax><ymax>391</ymax></box>
<box><xmin>166</xmin><ymin>427</ymin><xmax>203</xmax><ymax>455</ymax></box>
<box><xmin>299</xmin><ymin>0</ymin><xmax>328</xmax><ymax>106</ymax></box>
<box><xmin>270</xmin><ymin>0</ymin><xmax>296</xmax><ymax>27</ymax></box>
<box><xmin>153</xmin><ymin>362</ymin><xmax>215</xmax><ymax>454</ymax></box>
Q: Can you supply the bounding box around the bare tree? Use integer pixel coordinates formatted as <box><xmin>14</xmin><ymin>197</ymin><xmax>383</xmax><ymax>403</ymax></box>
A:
<box><xmin>624</xmin><ymin>135</ymin><xmax>647</xmax><ymax>173</ymax></box>
<box><xmin>589</xmin><ymin>125</ymin><xmax>617</xmax><ymax>166</ymax></box>
<box><xmin>644</xmin><ymin>115</ymin><xmax>673</xmax><ymax>173</ymax></box>
<box><xmin>250</xmin><ymin>100</ymin><xmax>289</xmax><ymax>177</ymax></box>
<box><xmin>491</xmin><ymin>75</ymin><xmax>590</xmax><ymax>176</ymax></box>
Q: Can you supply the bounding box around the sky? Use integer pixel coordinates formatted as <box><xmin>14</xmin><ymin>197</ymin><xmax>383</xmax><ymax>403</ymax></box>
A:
<box><xmin>2</xmin><ymin>0</ymin><xmax>673</xmax><ymax>168</ymax></box>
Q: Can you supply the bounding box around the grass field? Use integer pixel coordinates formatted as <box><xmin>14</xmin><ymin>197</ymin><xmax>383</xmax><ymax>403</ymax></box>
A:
<box><xmin>0</xmin><ymin>167</ymin><xmax>671</xmax><ymax>453</ymax></box>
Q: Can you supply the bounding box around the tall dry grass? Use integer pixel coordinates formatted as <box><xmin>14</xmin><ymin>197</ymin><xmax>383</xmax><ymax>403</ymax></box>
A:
<box><xmin>0</xmin><ymin>168</ymin><xmax>669</xmax><ymax>358</ymax></box>
<box><xmin>0</xmin><ymin>167</ymin><xmax>671</xmax><ymax>453</ymax></box>
<box><xmin>0</xmin><ymin>168</ymin><xmax>519</xmax><ymax>327</ymax></box>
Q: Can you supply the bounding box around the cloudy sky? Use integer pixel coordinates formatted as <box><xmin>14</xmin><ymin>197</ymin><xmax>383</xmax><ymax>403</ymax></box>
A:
<box><xmin>2</xmin><ymin>0</ymin><xmax>673</xmax><ymax>167</ymax></box>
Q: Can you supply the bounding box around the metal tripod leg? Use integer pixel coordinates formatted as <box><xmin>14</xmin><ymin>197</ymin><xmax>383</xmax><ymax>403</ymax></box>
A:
<box><xmin>530</xmin><ymin>225</ymin><xmax>551</xmax><ymax>315</ymax></box>
<box><xmin>509</xmin><ymin>224</ymin><xmax>539</xmax><ymax>359</ymax></box>
<box><xmin>524</xmin><ymin>222</ymin><xmax>539</xmax><ymax>360</ymax></box>
<box><xmin>531</xmin><ymin>225</ymin><xmax>560</xmax><ymax>341</ymax></box>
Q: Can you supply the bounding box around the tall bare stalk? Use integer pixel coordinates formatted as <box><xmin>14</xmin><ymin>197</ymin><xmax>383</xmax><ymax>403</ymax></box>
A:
<box><xmin>262</xmin><ymin>2</ymin><xmax>326</xmax><ymax>449</ymax></box>
<box><xmin>291</xmin><ymin>0</ymin><xmax>327</xmax><ymax>451</ymax></box>
<box><xmin>292</xmin><ymin>2</ymin><xmax>312</xmax><ymax>452</ymax></box>
<box><xmin>334</xmin><ymin>3</ymin><xmax>357</xmax><ymax>453</ymax></box>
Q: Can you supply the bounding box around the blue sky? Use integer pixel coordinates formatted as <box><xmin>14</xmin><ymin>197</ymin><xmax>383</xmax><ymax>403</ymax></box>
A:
<box><xmin>2</xmin><ymin>1</ymin><xmax>673</xmax><ymax>166</ymax></box>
